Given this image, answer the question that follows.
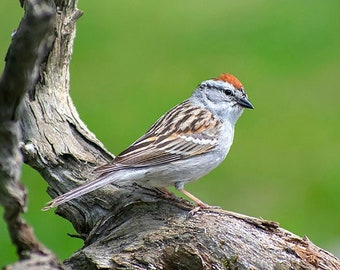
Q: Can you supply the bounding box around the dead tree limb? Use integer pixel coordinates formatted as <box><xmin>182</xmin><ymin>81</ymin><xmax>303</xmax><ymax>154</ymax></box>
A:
<box><xmin>0</xmin><ymin>0</ymin><xmax>64</xmax><ymax>269</ymax></box>
<box><xmin>1</xmin><ymin>0</ymin><xmax>339</xmax><ymax>269</ymax></box>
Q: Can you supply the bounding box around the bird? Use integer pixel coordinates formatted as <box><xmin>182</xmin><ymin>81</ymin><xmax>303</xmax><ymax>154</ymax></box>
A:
<box><xmin>43</xmin><ymin>73</ymin><xmax>253</xmax><ymax>210</ymax></box>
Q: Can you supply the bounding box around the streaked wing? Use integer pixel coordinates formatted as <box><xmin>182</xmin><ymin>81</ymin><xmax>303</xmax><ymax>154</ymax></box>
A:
<box><xmin>95</xmin><ymin>100</ymin><xmax>221</xmax><ymax>173</ymax></box>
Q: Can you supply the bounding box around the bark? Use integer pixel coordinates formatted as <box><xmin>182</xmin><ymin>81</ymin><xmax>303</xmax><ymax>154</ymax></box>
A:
<box><xmin>0</xmin><ymin>0</ymin><xmax>64</xmax><ymax>269</ymax></box>
<box><xmin>1</xmin><ymin>0</ymin><xmax>339</xmax><ymax>269</ymax></box>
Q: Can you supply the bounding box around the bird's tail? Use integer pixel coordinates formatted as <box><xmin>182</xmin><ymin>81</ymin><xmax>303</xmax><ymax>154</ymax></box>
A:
<box><xmin>42</xmin><ymin>172</ymin><xmax>116</xmax><ymax>211</ymax></box>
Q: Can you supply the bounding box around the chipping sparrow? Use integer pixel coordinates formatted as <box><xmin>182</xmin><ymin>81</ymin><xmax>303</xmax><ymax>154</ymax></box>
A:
<box><xmin>43</xmin><ymin>73</ymin><xmax>253</xmax><ymax>210</ymax></box>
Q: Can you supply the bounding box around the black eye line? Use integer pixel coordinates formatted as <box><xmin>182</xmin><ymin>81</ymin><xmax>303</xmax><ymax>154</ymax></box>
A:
<box><xmin>200</xmin><ymin>82</ymin><xmax>234</xmax><ymax>96</ymax></box>
<box><xmin>223</xmin><ymin>89</ymin><xmax>232</xmax><ymax>96</ymax></box>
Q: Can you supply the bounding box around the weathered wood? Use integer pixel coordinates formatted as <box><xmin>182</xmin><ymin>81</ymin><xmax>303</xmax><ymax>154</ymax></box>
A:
<box><xmin>2</xmin><ymin>0</ymin><xmax>339</xmax><ymax>269</ymax></box>
<box><xmin>0</xmin><ymin>0</ymin><xmax>63</xmax><ymax>269</ymax></box>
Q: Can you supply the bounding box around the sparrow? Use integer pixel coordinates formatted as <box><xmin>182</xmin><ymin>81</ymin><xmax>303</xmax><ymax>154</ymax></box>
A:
<box><xmin>43</xmin><ymin>73</ymin><xmax>253</xmax><ymax>210</ymax></box>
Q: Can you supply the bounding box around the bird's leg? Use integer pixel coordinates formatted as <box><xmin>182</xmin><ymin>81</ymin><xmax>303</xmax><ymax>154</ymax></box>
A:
<box><xmin>178</xmin><ymin>188</ymin><xmax>209</xmax><ymax>208</ymax></box>
<box><xmin>158</xmin><ymin>187</ymin><xmax>178</xmax><ymax>199</ymax></box>
<box><xmin>158</xmin><ymin>187</ymin><xmax>210</xmax><ymax>211</ymax></box>
<box><xmin>157</xmin><ymin>187</ymin><xmax>193</xmax><ymax>208</ymax></box>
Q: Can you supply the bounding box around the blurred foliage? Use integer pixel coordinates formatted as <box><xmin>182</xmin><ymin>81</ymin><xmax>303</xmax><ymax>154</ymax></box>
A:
<box><xmin>1</xmin><ymin>0</ymin><xmax>339</xmax><ymax>266</ymax></box>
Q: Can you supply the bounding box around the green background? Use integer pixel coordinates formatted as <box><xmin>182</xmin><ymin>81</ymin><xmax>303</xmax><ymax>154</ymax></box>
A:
<box><xmin>1</xmin><ymin>0</ymin><xmax>339</xmax><ymax>266</ymax></box>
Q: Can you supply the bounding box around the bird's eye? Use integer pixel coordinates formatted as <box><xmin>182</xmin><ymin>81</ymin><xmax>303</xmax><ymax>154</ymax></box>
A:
<box><xmin>224</xmin><ymin>89</ymin><xmax>232</xmax><ymax>95</ymax></box>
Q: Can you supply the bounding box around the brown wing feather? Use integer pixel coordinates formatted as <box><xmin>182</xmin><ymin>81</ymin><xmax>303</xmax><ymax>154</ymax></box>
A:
<box><xmin>95</xmin><ymin>100</ymin><xmax>221</xmax><ymax>173</ymax></box>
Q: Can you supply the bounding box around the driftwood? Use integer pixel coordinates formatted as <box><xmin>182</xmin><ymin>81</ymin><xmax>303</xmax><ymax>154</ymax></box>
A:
<box><xmin>1</xmin><ymin>0</ymin><xmax>339</xmax><ymax>269</ymax></box>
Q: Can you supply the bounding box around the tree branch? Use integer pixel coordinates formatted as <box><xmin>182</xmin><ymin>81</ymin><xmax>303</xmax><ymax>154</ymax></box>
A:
<box><xmin>1</xmin><ymin>0</ymin><xmax>339</xmax><ymax>269</ymax></box>
<box><xmin>0</xmin><ymin>0</ymin><xmax>64</xmax><ymax>269</ymax></box>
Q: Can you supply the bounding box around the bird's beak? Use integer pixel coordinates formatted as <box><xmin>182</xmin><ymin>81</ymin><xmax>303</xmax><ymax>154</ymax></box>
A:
<box><xmin>237</xmin><ymin>97</ymin><xmax>254</xmax><ymax>109</ymax></box>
